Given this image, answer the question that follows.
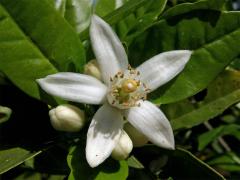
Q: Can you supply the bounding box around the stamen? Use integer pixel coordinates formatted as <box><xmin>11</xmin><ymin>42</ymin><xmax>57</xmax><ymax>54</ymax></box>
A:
<box><xmin>107</xmin><ymin>67</ymin><xmax>148</xmax><ymax>109</ymax></box>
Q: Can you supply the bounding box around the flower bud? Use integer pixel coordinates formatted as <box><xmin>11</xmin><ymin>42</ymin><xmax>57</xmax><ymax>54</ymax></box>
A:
<box><xmin>49</xmin><ymin>104</ymin><xmax>85</xmax><ymax>132</ymax></box>
<box><xmin>84</xmin><ymin>59</ymin><xmax>102</xmax><ymax>80</ymax></box>
<box><xmin>124</xmin><ymin>123</ymin><xmax>148</xmax><ymax>147</ymax></box>
<box><xmin>0</xmin><ymin>106</ymin><xmax>12</xmax><ymax>124</ymax></box>
<box><xmin>111</xmin><ymin>130</ymin><xmax>133</xmax><ymax>160</ymax></box>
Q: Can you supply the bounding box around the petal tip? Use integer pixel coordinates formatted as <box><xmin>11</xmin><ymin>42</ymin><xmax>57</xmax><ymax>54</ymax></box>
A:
<box><xmin>36</xmin><ymin>78</ymin><xmax>44</xmax><ymax>86</ymax></box>
<box><xmin>86</xmin><ymin>148</ymin><xmax>104</xmax><ymax>168</ymax></box>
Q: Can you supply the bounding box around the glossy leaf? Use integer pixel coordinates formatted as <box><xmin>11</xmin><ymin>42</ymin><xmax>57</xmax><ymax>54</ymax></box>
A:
<box><xmin>0</xmin><ymin>4</ymin><xmax>57</xmax><ymax>99</ymax></box>
<box><xmin>168</xmin><ymin>70</ymin><xmax>240</xmax><ymax>130</ymax></box>
<box><xmin>135</xmin><ymin>146</ymin><xmax>224</xmax><ymax>179</ymax></box>
<box><xmin>207</xmin><ymin>152</ymin><xmax>240</xmax><ymax>172</ymax></box>
<box><xmin>95</xmin><ymin>0</ymin><xmax>117</xmax><ymax>17</ymax></box>
<box><xmin>120</xmin><ymin>0</ymin><xmax>168</xmax><ymax>43</ymax></box>
<box><xmin>124</xmin><ymin>0</ymin><xmax>226</xmax><ymax>43</ymax></box>
<box><xmin>67</xmin><ymin>145</ymin><xmax>128</xmax><ymax>180</ymax></box>
<box><xmin>128</xmin><ymin>11</ymin><xmax>240</xmax><ymax>104</ymax></box>
<box><xmin>171</xmin><ymin>148</ymin><xmax>225</xmax><ymax>179</ymax></box>
<box><xmin>127</xmin><ymin>156</ymin><xmax>144</xmax><ymax>169</ymax></box>
<box><xmin>0</xmin><ymin>147</ymin><xmax>41</xmax><ymax>174</ymax></box>
<box><xmin>1</xmin><ymin>0</ymin><xmax>86</xmax><ymax>72</ymax></box>
<box><xmin>79</xmin><ymin>0</ymin><xmax>149</xmax><ymax>40</ymax></box>
<box><xmin>161</xmin><ymin>0</ymin><xmax>227</xmax><ymax>19</ymax></box>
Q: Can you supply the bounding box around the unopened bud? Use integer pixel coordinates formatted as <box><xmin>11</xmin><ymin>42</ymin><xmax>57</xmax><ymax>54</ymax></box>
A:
<box><xmin>0</xmin><ymin>106</ymin><xmax>12</xmax><ymax>124</ymax></box>
<box><xmin>84</xmin><ymin>59</ymin><xmax>102</xmax><ymax>80</ymax></box>
<box><xmin>111</xmin><ymin>130</ymin><xmax>133</xmax><ymax>160</ymax></box>
<box><xmin>124</xmin><ymin>123</ymin><xmax>148</xmax><ymax>147</ymax></box>
<box><xmin>49</xmin><ymin>104</ymin><xmax>85</xmax><ymax>132</ymax></box>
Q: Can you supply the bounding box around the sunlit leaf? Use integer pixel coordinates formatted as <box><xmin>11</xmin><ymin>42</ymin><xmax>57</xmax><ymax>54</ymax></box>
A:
<box><xmin>67</xmin><ymin>145</ymin><xmax>128</xmax><ymax>180</ymax></box>
<box><xmin>167</xmin><ymin>70</ymin><xmax>240</xmax><ymax>130</ymax></box>
<box><xmin>0</xmin><ymin>147</ymin><xmax>41</xmax><ymax>174</ymax></box>
<box><xmin>1</xmin><ymin>0</ymin><xmax>86</xmax><ymax>72</ymax></box>
<box><xmin>0</xmin><ymin>4</ymin><xmax>57</xmax><ymax>99</ymax></box>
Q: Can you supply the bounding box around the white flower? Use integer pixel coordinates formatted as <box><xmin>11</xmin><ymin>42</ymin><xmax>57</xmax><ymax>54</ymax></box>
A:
<box><xmin>37</xmin><ymin>15</ymin><xmax>192</xmax><ymax>167</ymax></box>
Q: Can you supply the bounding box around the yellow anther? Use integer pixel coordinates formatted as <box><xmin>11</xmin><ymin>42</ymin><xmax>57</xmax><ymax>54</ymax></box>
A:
<box><xmin>121</xmin><ymin>79</ymin><xmax>138</xmax><ymax>93</ymax></box>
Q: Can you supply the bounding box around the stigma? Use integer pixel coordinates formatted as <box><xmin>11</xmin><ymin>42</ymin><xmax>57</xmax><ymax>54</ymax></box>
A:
<box><xmin>121</xmin><ymin>79</ymin><xmax>139</xmax><ymax>93</ymax></box>
<box><xmin>107</xmin><ymin>65</ymin><xmax>149</xmax><ymax>109</ymax></box>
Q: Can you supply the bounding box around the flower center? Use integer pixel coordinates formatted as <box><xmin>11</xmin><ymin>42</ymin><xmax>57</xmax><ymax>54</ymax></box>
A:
<box><xmin>121</xmin><ymin>79</ymin><xmax>138</xmax><ymax>93</ymax></box>
<box><xmin>107</xmin><ymin>66</ymin><xmax>150</xmax><ymax>109</ymax></box>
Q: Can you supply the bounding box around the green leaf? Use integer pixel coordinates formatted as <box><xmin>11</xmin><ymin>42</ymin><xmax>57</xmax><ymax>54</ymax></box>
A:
<box><xmin>172</xmin><ymin>148</ymin><xmax>225</xmax><ymax>179</ymax></box>
<box><xmin>162</xmin><ymin>0</ymin><xmax>227</xmax><ymax>19</ymax></box>
<box><xmin>79</xmin><ymin>0</ymin><xmax>149</xmax><ymax>40</ymax></box>
<box><xmin>120</xmin><ymin>0</ymin><xmax>168</xmax><ymax>43</ymax></box>
<box><xmin>168</xmin><ymin>70</ymin><xmax>240</xmax><ymax>130</ymax></box>
<box><xmin>230</xmin><ymin>57</ymin><xmax>240</xmax><ymax>70</ymax></box>
<box><xmin>129</xmin><ymin>11</ymin><xmax>240</xmax><ymax>104</ymax></box>
<box><xmin>0</xmin><ymin>147</ymin><xmax>41</xmax><ymax>174</ymax></box>
<box><xmin>1</xmin><ymin>0</ymin><xmax>86</xmax><ymax>72</ymax></box>
<box><xmin>198</xmin><ymin>124</ymin><xmax>240</xmax><ymax>151</ymax></box>
<box><xmin>0</xmin><ymin>4</ymin><xmax>57</xmax><ymax>99</ymax></box>
<box><xmin>15</xmin><ymin>173</ymin><xmax>66</xmax><ymax>180</ymax></box>
<box><xmin>136</xmin><ymin>146</ymin><xmax>225</xmax><ymax>179</ymax></box>
<box><xmin>67</xmin><ymin>145</ymin><xmax>128</xmax><ymax>180</ymax></box>
<box><xmin>0</xmin><ymin>105</ymin><xmax>11</xmax><ymax>124</ymax></box>
<box><xmin>127</xmin><ymin>156</ymin><xmax>144</xmax><ymax>169</ymax></box>
<box><xmin>125</xmin><ymin>0</ymin><xmax>229</xmax><ymax>42</ymax></box>
<box><xmin>95</xmin><ymin>0</ymin><xmax>117</xmax><ymax>17</ymax></box>
<box><xmin>207</xmin><ymin>152</ymin><xmax>240</xmax><ymax>172</ymax></box>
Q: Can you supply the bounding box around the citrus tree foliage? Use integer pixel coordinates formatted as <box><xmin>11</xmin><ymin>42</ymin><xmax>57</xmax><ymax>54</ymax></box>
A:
<box><xmin>0</xmin><ymin>0</ymin><xmax>240</xmax><ymax>179</ymax></box>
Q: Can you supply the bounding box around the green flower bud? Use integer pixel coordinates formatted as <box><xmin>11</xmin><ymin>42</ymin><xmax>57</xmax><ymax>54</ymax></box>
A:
<box><xmin>111</xmin><ymin>130</ymin><xmax>133</xmax><ymax>160</ymax></box>
<box><xmin>124</xmin><ymin>123</ymin><xmax>148</xmax><ymax>147</ymax></box>
<box><xmin>84</xmin><ymin>59</ymin><xmax>102</xmax><ymax>80</ymax></box>
<box><xmin>49</xmin><ymin>104</ymin><xmax>85</xmax><ymax>132</ymax></box>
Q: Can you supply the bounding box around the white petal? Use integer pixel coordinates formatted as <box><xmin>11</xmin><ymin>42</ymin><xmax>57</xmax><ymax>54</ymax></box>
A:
<box><xmin>37</xmin><ymin>72</ymin><xmax>107</xmax><ymax>104</ymax></box>
<box><xmin>137</xmin><ymin>50</ymin><xmax>192</xmax><ymax>92</ymax></box>
<box><xmin>90</xmin><ymin>15</ymin><xmax>128</xmax><ymax>85</ymax></box>
<box><xmin>124</xmin><ymin>100</ymin><xmax>175</xmax><ymax>149</ymax></box>
<box><xmin>86</xmin><ymin>103</ymin><xmax>123</xmax><ymax>167</ymax></box>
